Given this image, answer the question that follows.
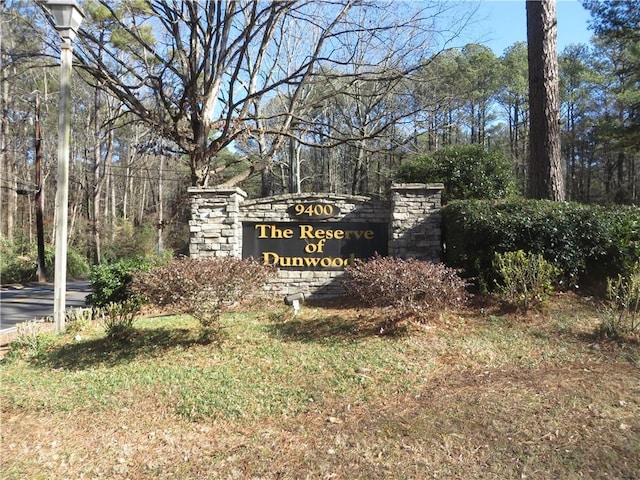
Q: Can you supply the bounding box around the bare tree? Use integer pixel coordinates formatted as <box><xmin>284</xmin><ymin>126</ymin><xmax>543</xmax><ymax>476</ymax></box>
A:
<box><xmin>526</xmin><ymin>0</ymin><xmax>564</xmax><ymax>200</ymax></box>
<box><xmin>50</xmin><ymin>1</ymin><xmax>348</xmax><ymax>187</ymax></box>
<box><xmin>40</xmin><ymin>0</ymin><xmax>472</xmax><ymax>191</ymax></box>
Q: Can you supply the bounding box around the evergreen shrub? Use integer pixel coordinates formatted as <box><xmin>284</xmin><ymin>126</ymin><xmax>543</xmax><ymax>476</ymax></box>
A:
<box><xmin>493</xmin><ymin>250</ymin><xmax>560</xmax><ymax>311</ymax></box>
<box><xmin>395</xmin><ymin>144</ymin><xmax>518</xmax><ymax>202</ymax></box>
<box><xmin>87</xmin><ymin>256</ymin><xmax>156</xmax><ymax>307</ymax></box>
<box><xmin>343</xmin><ymin>256</ymin><xmax>468</xmax><ymax>329</ymax></box>
<box><xmin>442</xmin><ymin>199</ymin><xmax>639</xmax><ymax>290</ymax></box>
<box><xmin>596</xmin><ymin>265</ymin><xmax>640</xmax><ymax>339</ymax></box>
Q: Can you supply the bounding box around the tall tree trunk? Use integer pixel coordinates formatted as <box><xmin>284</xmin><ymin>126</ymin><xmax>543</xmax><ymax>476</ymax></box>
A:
<box><xmin>123</xmin><ymin>152</ymin><xmax>131</xmax><ymax>222</ymax></box>
<box><xmin>261</xmin><ymin>167</ymin><xmax>272</xmax><ymax>197</ymax></box>
<box><xmin>605</xmin><ymin>156</ymin><xmax>612</xmax><ymax>200</ymax></box>
<box><xmin>34</xmin><ymin>93</ymin><xmax>46</xmax><ymax>282</ymax></box>
<box><xmin>288</xmin><ymin>137</ymin><xmax>300</xmax><ymax>194</ymax></box>
<box><xmin>0</xmin><ymin>12</ymin><xmax>7</xmax><ymax>241</ymax></box>
<box><xmin>92</xmin><ymin>89</ymin><xmax>102</xmax><ymax>264</ymax></box>
<box><xmin>567</xmin><ymin>105</ymin><xmax>576</xmax><ymax>200</ymax></box>
<box><xmin>0</xmin><ymin>5</ymin><xmax>4</xmax><ymax>240</ymax></box>
<box><xmin>526</xmin><ymin>0</ymin><xmax>565</xmax><ymax>200</ymax></box>
<box><xmin>139</xmin><ymin>179</ymin><xmax>147</xmax><ymax>225</ymax></box>
<box><xmin>351</xmin><ymin>143</ymin><xmax>366</xmax><ymax>195</ymax></box>
<box><xmin>157</xmin><ymin>154</ymin><xmax>164</xmax><ymax>256</ymax></box>
<box><xmin>629</xmin><ymin>156</ymin><xmax>637</xmax><ymax>203</ymax></box>
<box><xmin>109</xmin><ymin>164</ymin><xmax>116</xmax><ymax>236</ymax></box>
<box><xmin>1</xmin><ymin>52</ymin><xmax>17</xmax><ymax>241</ymax></box>
<box><xmin>616</xmin><ymin>152</ymin><xmax>625</xmax><ymax>202</ymax></box>
<box><xmin>470</xmin><ymin>103</ymin><xmax>476</xmax><ymax>144</ymax></box>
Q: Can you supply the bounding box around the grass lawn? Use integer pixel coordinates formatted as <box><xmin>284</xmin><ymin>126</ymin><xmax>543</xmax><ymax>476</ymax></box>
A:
<box><xmin>1</xmin><ymin>294</ymin><xmax>639</xmax><ymax>479</ymax></box>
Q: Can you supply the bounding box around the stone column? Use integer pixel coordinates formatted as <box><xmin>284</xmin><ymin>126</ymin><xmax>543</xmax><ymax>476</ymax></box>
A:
<box><xmin>188</xmin><ymin>187</ymin><xmax>247</xmax><ymax>259</ymax></box>
<box><xmin>389</xmin><ymin>183</ymin><xmax>444</xmax><ymax>261</ymax></box>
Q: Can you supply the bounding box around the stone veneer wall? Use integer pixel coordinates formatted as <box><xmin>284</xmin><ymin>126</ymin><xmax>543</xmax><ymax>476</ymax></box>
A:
<box><xmin>189</xmin><ymin>183</ymin><xmax>443</xmax><ymax>297</ymax></box>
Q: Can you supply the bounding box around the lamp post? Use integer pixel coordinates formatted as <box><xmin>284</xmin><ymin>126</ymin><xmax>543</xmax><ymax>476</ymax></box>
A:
<box><xmin>46</xmin><ymin>0</ymin><xmax>84</xmax><ymax>334</ymax></box>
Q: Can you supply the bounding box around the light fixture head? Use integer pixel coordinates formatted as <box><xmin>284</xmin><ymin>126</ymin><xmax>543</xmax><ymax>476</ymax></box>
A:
<box><xmin>46</xmin><ymin>0</ymin><xmax>84</xmax><ymax>42</ymax></box>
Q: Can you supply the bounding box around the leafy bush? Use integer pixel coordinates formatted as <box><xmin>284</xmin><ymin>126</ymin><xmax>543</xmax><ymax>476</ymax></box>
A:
<box><xmin>0</xmin><ymin>254</ymin><xmax>36</xmax><ymax>284</ymax></box>
<box><xmin>129</xmin><ymin>257</ymin><xmax>274</xmax><ymax>339</ymax></box>
<box><xmin>605</xmin><ymin>209</ymin><xmax>640</xmax><ymax>279</ymax></box>
<box><xmin>0</xmin><ymin>241</ymin><xmax>89</xmax><ymax>284</ymax></box>
<box><xmin>343</xmin><ymin>256</ymin><xmax>468</xmax><ymax>329</ymax></box>
<box><xmin>44</xmin><ymin>246</ymin><xmax>90</xmax><ymax>280</ymax></box>
<box><xmin>0</xmin><ymin>239</ymin><xmax>37</xmax><ymax>284</ymax></box>
<box><xmin>395</xmin><ymin>145</ymin><xmax>518</xmax><ymax>203</ymax></box>
<box><xmin>101</xmin><ymin>220</ymin><xmax>159</xmax><ymax>262</ymax></box>
<box><xmin>102</xmin><ymin>300</ymin><xmax>140</xmax><ymax>342</ymax></box>
<box><xmin>87</xmin><ymin>256</ymin><xmax>156</xmax><ymax>307</ymax></box>
<box><xmin>493</xmin><ymin>250</ymin><xmax>560</xmax><ymax>311</ymax></box>
<box><xmin>596</xmin><ymin>267</ymin><xmax>640</xmax><ymax>339</ymax></box>
<box><xmin>443</xmin><ymin>199</ymin><xmax>639</xmax><ymax>289</ymax></box>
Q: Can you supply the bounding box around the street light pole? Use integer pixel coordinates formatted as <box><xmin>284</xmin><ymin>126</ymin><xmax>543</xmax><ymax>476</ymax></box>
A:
<box><xmin>46</xmin><ymin>1</ymin><xmax>84</xmax><ymax>334</ymax></box>
<box><xmin>52</xmin><ymin>40</ymin><xmax>72</xmax><ymax>334</ymax></box>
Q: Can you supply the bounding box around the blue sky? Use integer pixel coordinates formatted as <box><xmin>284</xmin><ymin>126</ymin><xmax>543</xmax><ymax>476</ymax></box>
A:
<box><xmin>455</xmin><ymin>0</ymin><xmax>594</xmax><ymax>55</ymax></box>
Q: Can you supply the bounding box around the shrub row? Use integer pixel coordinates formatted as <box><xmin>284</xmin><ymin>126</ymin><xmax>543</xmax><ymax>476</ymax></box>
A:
<box><xmin>443</xmin><ymin>199</ymin><xmax>640</xmax><ymax>289</ymax></box>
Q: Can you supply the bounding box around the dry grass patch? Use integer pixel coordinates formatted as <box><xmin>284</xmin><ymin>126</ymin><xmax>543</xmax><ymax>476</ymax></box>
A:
<box><xmin>1</xmin><ymin>294</ymin><xmax>639</xmax><ymax>479</ymax></box>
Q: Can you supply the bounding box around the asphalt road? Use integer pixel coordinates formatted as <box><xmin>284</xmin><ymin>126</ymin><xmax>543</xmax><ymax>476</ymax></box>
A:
<box><xmin>0</xmin><ymin>281</ymin><xmax>92</xmax><ymax>333</ymax></box>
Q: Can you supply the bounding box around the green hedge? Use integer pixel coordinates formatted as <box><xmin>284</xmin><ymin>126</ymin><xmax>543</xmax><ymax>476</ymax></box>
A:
<box><xmin>442</xmin><ymin>199</ymin><xmax>639</xmax><ymax>289</ymax></box>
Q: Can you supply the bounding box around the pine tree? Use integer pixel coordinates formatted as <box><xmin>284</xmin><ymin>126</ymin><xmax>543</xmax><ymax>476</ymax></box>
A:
<box><xmin>526</xmin><ymin>0</ymin><xmax>565</xmax><ymax>200</ymax></box>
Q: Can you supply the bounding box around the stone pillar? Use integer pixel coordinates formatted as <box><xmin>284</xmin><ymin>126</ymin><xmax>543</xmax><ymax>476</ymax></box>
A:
<box><xmin>188</xmin><ymin>187</ymin><xmax>247</xmax><ymax>259</ymax></box>
<box><xmin>389</xmin><ymin>183</ymin><xmax>444</xmax><ymax>261</ymax></box>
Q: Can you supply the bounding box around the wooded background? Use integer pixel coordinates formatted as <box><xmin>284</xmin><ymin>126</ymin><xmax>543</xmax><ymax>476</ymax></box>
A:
<box><xmin>1</xmin><ymin>0</ymin><xmax>638</xmax><ymax>265</ymax></box>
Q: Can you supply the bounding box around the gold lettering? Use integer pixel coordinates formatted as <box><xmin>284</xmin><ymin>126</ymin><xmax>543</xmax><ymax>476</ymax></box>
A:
<box><xmin>255</xmin><ymin>224</ymin><xmax>270</xmax><ymax>239</ymax></box>
<box><xmin>255</xmin><ymin>224</ymin><xmax>293</xmax><ymax>239</ymax></box>
<box><xmin>262</xmin><ymin>252</ymin><xmax>279</xmax><ymax>265</ymax></box>
<box><xmin>299</xmin><ymin>224</ymin><xmax>314</xmax><ymax>239</ymax></box>
<box><xmin>299</xmin><ymin>224</ymin><xmax>375</xmax><ymax>241</ymax></box>
<box><xmin>279</xmin><ymin>256</ymin><xmax>293</xmax><ymax>267</ymax></box>
<box><xmin>304</xmin><ymin>257</ymin><xmax>322</xmax><ymax>267</ymax></box>
<box><xmin>261</xmin><ymin>252</ymin><xmax>357</xmax><ymax>269</ymax></box>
